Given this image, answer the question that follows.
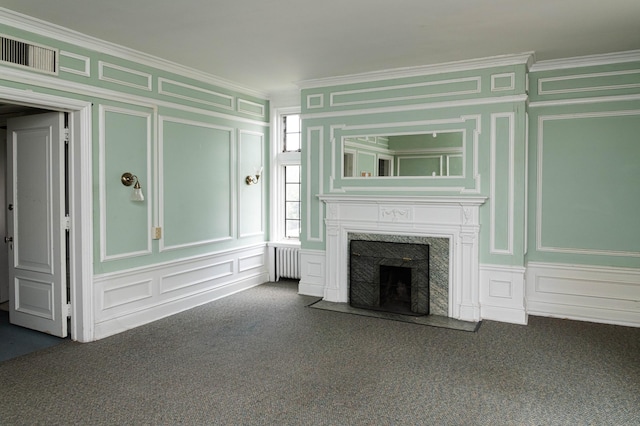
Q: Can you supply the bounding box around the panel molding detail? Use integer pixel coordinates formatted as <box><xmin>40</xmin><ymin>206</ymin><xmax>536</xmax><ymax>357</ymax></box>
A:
<box><xmin>93</xmin><ymin>244</ymin><xmax>268</xmax><ymax>339</ymax></box>
<box><xmin>329</xmin><ymin>76</ymin><xmax>481</xmax><ymax>108</ymax></box>
<box><xmin>526</xmin><ymin>262</ymin><xmax>640</xmax><ymax>327</ymax></box>
<box><xmin>98</xmin><ymin>105</ymin><xmax>153</xmax><ymax>262</ymax></box>
<box><xmin>98</xmin><ymin>61</ymin><xmax>152</xmax><ymax>91</ymax></box>
<box><xmin>537</xmin><ymin>69</ymin><xmax>640</xmax><ymax>96</ymax></box>
<box><xmin>479</xmin><ymin>264</ymin><xmax>526</xmax><ymax>324</ymax></box>
<box><xmin>299</xmin><ymin>249</ymin><xmax>326</xmax><ymax>298</ymax></box>
<box><xmin>536</xmin><ymin>110</ymin><xmax>640</xmax><ymax>258</ymax></box>
<box><xmin>158</xmin><ymin>116</ymin><xmax>235</xmax><ymax>251</ymax></box>
<box><xmin>237</xmin><ymin>98</ymin><xmax>266</xmax><ymax>118</ymax></box>
<box><xmin>491</xmin><ymin>73</ymin><xmax>515</xmax><ymax>92</ymax></box>
<box><xmin>59</xmin><ymin>51</ymin><xmax>90</xmax><ymax>77</ymax></box>
<box><xmin>158</xmin><ymin>77</ymin><xmax>234</xmax><ymax>110</ymax></box>
<box><xmin>306</xmin><ymin>126</ymin><xmax>324</xmax><ymax>243</ymax></box>
<box><xmin>490</xmin><ymin>112</ymin><xmax>515</xmax><ymax>255</ymax></box>
<box><xmin>238</xmin><ymin>130</ymin><xmax>265</xmax><ymax>238</ymax></box>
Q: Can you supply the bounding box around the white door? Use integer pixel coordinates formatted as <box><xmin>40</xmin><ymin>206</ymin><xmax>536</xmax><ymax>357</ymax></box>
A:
<box><xmin>7</xmin><ymin>112</ymin><xmax>67</xmax><ymax>337</ymax></box>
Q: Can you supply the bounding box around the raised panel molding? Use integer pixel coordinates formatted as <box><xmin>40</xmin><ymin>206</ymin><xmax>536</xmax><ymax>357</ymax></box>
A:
<box><xmin>537</xmin><ymin>69</ymin><xmax>640</xmax><ymax>96</ymax></box>
<box><xmin>93</xmin><ymin>244</ymin><xmax>268</xmax><ymax>339</ymax></box>
<box><xmin>536</xmin><ymin>110</ymin><xmax>640</xmax><ymax>258</ymax></box>
<box><xmin>490</xmin><ymin>112</ymin><xmax>515</xmax><ymax>255</ymax></box>
<box><xmin>158</xmin><ymin>115</ymin><xmax>235</xmax><ymax>251</ymax></box>
<box><xmin>491</xmin><ymin>73</ymin><xmax>515</xmax><ymax>92</ymax></box>
<box><xmin>479</xmin><ymin>264</ymin><xmax>527</xmax><ymax>324</ymax></box>
<box><xmin>329</xmin><ymin>76</ymin><xmax>481</xmax><ymax>108</ymax></box>
<box><xmin>158</xmin><ymin>77</ymin><xmax>234</xmax><ymax>110</ymax></box>
<box><xmin>306</xmin><ymin>126</ymin><xmax>324</xmax><ymax>243</ymax></box>
<box><xmin>98</xmin><ymin>61</ymin><xmax>152</xmax><ymax>91</ymax></box>
<box><xmin>98</xmin><ymin>105</ymin><xmax>153</xmax><ymax>262</ymax></box>
<box><xmin>237</xmin><ymin>98</ymin><xmax>266</xmax><ymax>118</ymax></box>
<box><xmin>59</xmin><ymin>51</ymin><xmax>90</xmax><ymax>77</ymax></box>
<box><xmin>306</xmin><ymin>94</ymin><xmax>324</xmax><ymax>109</ymax></box>
<box><xmin>526</xmin><ymin>262</ymin><xmax>640</xmax><ymax>327</ymax></box>
<box><xmin>299</xmin><ymin>249</ymin><xmax>326</xmax><ymax>298</ymax></box>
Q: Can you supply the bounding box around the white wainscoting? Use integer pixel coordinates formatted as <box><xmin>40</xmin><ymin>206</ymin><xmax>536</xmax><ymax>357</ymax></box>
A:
<box><xmin>299</xmin><ymin>249</ymin><xmax>326</xmax><ymax>298</ymax></box>
<box><xmin>93</xmin><ymin>244</ymin><xmax>269</xmax><ymax>339</ymax></box>
<box><xmin>526</xmin><ymin>262</ymin><xmax>640</xmax><ymax>327</ymax></box>
<box><xmin>480</xmin><ymin>264</ymin><xmax>527</xmax><ymax>324</ymax></box>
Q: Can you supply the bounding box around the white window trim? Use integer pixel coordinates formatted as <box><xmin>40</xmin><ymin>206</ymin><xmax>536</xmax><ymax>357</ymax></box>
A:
<box><xmin>270</xmin><ymin>105</ymin><xmax>301</xmax><ymax>244</ymax></box>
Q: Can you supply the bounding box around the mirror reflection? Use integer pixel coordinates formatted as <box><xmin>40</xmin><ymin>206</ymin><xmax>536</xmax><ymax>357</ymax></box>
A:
<box><xmin>342</xmin><ymin>132</ymin><xmax>464</xmax><ymax>178</ymax></box>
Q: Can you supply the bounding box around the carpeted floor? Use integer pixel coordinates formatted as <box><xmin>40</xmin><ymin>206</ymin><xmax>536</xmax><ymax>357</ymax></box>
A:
<box><xmin>1</xmin><ymin>281</ymin><xmax>639</xmax><ymax>425</ymax></box>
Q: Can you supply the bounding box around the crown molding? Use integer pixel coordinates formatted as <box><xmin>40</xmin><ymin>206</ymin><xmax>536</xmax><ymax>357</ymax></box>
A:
<box><xmin>0</xmin><ymin>7</ymin><xmax>269</xmax><ymax>100</ymax></box>
<box><xmin>530</xmin><ymin>50</ymin><xmax>640</xmax><ymax>72</ymax></box>
<box><xmin>298</xmin><ymin>52</ymin><xmax>535</xmax><ymax>90</ymax></box>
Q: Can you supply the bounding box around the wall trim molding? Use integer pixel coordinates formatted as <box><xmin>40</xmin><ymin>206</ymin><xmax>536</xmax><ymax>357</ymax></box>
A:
<box><xmin>0</xmin><ymin>7</ymin><xmax>268</xmax><ymax>99</ymax></box>
<box><xmin>93</xmin><ymin>244</ymin><xmax>268</xmax><ymax>339</ymax></box>
<box><xmin>536</xmin><ymin>110</ymin><xmax>640</xmax><ymax>258</ymax></box>
<box><xmin>479</xmin><ymin>264</ymin><xmax>527</xmax><ymax>325</ymax></box>
<box><xmin>530</xmin><ymin>49</ymin><xmax>640</xmax><ymax>72</ymax></box>
<box><xmin>526</xmin><ymin>261</ymin><xmax>640</xmax><ymax>327</ymax></box>
<box><xmin>299</xmin><ymin>52</ymin><xmax>534</xmax><ymax>89</ymax></box>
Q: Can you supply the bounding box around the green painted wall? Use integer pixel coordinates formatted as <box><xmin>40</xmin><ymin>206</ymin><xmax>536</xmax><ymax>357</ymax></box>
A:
<box><xmin>0</xmin><ymin>21</ymin><xmax>270</xmax><ymax>275</ymax></box>
<box><xmin>528</xmin><ymin>61</ymin><xmax>640</xmax><ymax>268</ymax></box>
<box><xmin>301</xmin><ymin>62</ymin><xmax>529</xmax><ymax>269</ymax></box>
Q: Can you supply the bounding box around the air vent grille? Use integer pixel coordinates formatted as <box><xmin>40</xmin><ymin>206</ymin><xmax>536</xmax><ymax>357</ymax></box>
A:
<box><xmin>1</xmin><ymin>35</ymin><xmax>57</xmax><ymax>74</ymax></box>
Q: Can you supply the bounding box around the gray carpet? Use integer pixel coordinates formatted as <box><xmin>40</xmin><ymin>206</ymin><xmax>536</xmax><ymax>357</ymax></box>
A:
<box><xmin>1</xmin><ymin>281</ymin><xmax>639</xmax><ymax>425</ymax></box>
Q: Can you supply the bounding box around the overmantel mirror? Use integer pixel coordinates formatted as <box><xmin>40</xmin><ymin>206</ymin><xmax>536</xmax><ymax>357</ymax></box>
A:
<box><xmin>342</xmin><ymin>131</ymin><xmax>464</xmax><ymax>178</ymax></box>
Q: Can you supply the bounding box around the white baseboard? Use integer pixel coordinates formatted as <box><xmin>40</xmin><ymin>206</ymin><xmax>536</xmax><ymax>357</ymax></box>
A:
<box><xmin>298</xmin><ymin>249</ymin><xmax>326</xmax><ymax>298</ymax></box>
<box><xmin>526</xmin><ymin>262</ymin><xmax>640</xmax><ymax>327</ymax></box>
<box><xmin>93</xmin><ymin>244</ymin><xmax>268</xmax><ymax>340</ymax></box>
<box><xmin>480</xmin><ymin>264</ymin><xmax>528</xmax><ymax>325</ymax></box>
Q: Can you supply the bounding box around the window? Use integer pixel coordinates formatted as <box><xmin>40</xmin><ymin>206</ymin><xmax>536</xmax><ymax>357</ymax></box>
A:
<box><xmin>284</xmin><ymin>165</ymin><xmax>301</xmax><ymax>238</ymax></box>
<box><xmin>272</xmin><ymin>109</ymin><xmax>302</xmax><ymax>241</ymax></box>
<box><xmin>283</xmin><ymin>114</ymin><xmax>301</xmax><ymax>152</ymax></box>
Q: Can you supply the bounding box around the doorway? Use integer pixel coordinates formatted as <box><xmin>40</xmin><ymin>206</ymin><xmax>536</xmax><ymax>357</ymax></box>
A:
<box><xmin>0</xmin><ymin>87</ymin><xmax>92</xmax><ymax>342</ymax></box>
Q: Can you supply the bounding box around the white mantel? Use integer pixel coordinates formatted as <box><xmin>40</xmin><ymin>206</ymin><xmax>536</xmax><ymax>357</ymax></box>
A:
<box><xmin>318</xmin><ymin>194</ymin><xmax>487</xmax><ymax>322</ymax></box>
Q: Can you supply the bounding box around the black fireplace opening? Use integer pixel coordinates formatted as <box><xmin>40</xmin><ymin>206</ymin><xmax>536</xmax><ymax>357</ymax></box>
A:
<box><xmin>379</xmin><ymin>265</ymin><xmax>412</xmax><ymax>315</ymax></box>
<box><xmin>349</xmin><ymin>240</ymin><xmax>429</xmax><ymax>316</ymax></box>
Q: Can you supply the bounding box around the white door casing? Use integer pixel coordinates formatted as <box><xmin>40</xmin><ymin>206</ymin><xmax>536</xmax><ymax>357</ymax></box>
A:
<box><xmin>7</xmin><ymin>112</ymin><xmax>67</xmax><ymax>337</ymax></box>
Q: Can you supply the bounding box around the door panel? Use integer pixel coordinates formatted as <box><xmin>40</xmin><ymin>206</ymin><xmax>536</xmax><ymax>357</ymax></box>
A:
<box><xmin>7</xmin><ymin>112</ymin><xmax>67</xmax><ymax>337</ymax></box>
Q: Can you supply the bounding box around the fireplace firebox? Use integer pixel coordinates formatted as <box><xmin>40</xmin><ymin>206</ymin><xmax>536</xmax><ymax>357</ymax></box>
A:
<box><xmin>349</xmin><ymin>240</ymin><xmax>429</xmax><ymax>316</ymax></box>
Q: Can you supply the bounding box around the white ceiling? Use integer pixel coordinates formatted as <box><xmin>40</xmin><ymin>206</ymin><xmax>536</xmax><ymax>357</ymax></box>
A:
<box><xmin>2</xmin><ymin>1</ymin><xmax>640</xmax><ymax>96</ymax></box>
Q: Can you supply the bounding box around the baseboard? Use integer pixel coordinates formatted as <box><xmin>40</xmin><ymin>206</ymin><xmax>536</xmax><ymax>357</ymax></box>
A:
<box><xmin>480</xmin><ymin>264</ymin><xmax>528</xmax><ymax>325</ymax></box>
<box><xmin>298</xmin><ymin>249</ymin><xmax>326</xmax><ymax>298</ymax></box>
<box><xmin>93</xmin><ymin>245</ymin><xmax>269</xmax><ymax>340</ymax></box>
<box><xmin>526</xmin><ymin>262</ymin><xmax>640</xmax><ymax>327</ymax></box>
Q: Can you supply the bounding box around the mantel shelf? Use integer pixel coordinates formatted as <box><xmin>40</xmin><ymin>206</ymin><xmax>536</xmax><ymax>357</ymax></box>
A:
<box><xmin>318</xmin><ymin>194</ymin><xmax>487</xmax><ymax>206</ymax></box>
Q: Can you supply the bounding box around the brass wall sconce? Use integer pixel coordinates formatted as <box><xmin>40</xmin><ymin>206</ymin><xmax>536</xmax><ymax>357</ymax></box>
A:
<box><xmin>121</xmin><ymin>172</ymin><xmax>145</xmax><ymax>201</ymax></box>
<box><xmin>245</xmin><ymin>166</ymin><xmax>263</xmax><ymax>185</ymax></box>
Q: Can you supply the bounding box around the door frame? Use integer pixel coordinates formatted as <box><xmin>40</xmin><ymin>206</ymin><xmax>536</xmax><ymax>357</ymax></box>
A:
<box><xmin>0</xmin><ymin>86</ymin><xmax>93</xmax><ymax>342</ymax></box>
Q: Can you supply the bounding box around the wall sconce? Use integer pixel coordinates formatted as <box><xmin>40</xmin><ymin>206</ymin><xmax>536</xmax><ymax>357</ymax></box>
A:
<box><xmin>245</xmin><ymin>166</ymin><xmax>263</xmax><ymax>185</ymax></box>
<box><xmin>121</xmin><ymin>172</ymin><xmax>144</xmax><ymax>201</ymax></box>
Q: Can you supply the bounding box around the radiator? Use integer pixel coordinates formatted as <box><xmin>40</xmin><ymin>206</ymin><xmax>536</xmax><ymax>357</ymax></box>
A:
<box><xmin>275</xmin><ymin>247</ymin><xmax>301</xmax><ymax>280</ymax></box>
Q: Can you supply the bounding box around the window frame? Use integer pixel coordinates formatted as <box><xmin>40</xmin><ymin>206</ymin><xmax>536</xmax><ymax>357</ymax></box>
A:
<box><xmin>270</xmin><ymin>106</ymin><xmax>302</xmax><ymax>243</ymax></box>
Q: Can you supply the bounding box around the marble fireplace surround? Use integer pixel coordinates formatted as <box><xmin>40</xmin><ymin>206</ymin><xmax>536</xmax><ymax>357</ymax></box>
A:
<box><xmin>319</xmin><ymin>194</ymin><xmax>487</xmax><ymax>322</ymax></box>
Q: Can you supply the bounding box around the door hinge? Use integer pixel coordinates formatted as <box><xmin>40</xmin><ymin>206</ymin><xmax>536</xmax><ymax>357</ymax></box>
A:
<box><xmin>64</xmin><ymin>128</ymin><xmax>70</xmax><ymax>144</ymax></box>
<box><xmin>63</xmin><ymin>215</ymin><xmax>71</xmax><ymax>230</ymax></box>
<box><xmin>66</xmin><ymin>303</ymin><xmax>72</xmax><ymax>318</ymax></box>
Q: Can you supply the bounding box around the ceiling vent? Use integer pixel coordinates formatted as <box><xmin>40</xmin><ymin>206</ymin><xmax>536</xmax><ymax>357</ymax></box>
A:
<box><xmin>1</xmin><ymin>35</ymin><xmax>57</xmax><ymax>74</ymax></box>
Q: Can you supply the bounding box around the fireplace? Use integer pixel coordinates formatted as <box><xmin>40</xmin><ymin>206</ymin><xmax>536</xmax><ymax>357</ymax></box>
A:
<box><xmin>350</xmin><ymin>240</ymin><xmax>429</xmax><ymax>315</ymax></box>
<box><xmin>319</xmin><ymin>194</ymin><xmax>486</xmax><ymax>322</ymax></box>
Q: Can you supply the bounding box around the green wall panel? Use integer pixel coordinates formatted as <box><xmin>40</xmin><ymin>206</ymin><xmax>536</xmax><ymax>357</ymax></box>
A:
<box><xmin>102</xmin><ymin>108</ymin><xmax>150</xmax><ymax>258</ymax></box>
<box><xmin>537</xmin><ymin>112</ymin><xmax>640</xmax><ymax>255</ymax></box>
<box><xmin>238</xmin><ymin>131</ymin><xmax>265</xmax><ymax>237</ymax></box>
<box><xmin>162</xmin><ymin>119</ymin><xmax>232</xmax><ymax>248</ymax></box>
